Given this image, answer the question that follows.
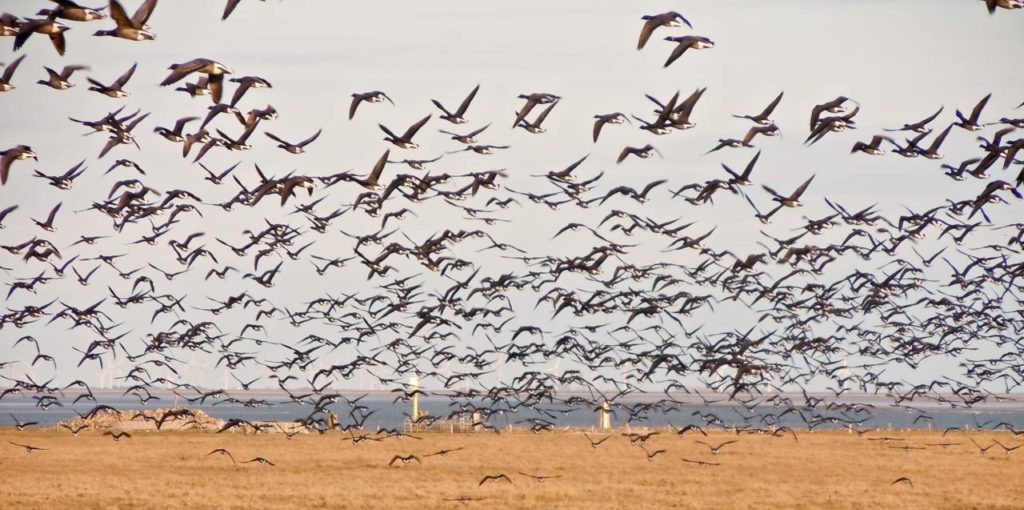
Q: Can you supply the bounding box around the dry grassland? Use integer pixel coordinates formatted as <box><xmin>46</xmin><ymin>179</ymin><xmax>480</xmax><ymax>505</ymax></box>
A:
<box><xmin>1</xmin><ymin>427</ymin><xmax>1022</xmax><ymax>509</ymax></box>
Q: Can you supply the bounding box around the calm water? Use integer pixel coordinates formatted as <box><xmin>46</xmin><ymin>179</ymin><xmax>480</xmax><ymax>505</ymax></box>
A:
<box><xmin>2</xmin><ymin>391</ymin><xmax>1022</xmax><ymax>431</ymax></box>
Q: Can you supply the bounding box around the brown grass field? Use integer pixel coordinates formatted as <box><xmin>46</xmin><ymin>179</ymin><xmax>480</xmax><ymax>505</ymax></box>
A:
<box><xmin>1</xmin><ymin>427</ymin><xmax>1022</xmax><ymax>509</ymax></box>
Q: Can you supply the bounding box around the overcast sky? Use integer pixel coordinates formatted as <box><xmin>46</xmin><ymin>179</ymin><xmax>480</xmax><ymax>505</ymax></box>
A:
<box><xmin>0</xmin><ymin>0</ymin><xmax>1022</xmax><ymax>392</ymax></box>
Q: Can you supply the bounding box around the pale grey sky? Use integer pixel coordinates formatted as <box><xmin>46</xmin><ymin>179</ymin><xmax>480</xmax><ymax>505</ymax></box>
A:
<box><xmin>0</xmin><ymin>0</ymin><xmax>1022</xmax><ymax>392</ymax></box>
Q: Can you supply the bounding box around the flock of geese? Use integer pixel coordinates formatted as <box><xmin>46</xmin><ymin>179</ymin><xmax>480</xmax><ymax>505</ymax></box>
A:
<box><xmin>1</xmin><ymin>0</ymin><xmax>1023</xmax><ymax>501</ymax></box>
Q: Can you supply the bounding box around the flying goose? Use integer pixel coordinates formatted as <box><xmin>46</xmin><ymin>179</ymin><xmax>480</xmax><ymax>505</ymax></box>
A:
<box><xmin>519</xmin><ymin>472</ymin><xmax>562</xmax><ymax>482</ymax></box>
<box><xmin>512</xmin><ymin>92</ymin><xmax>559</xmax><ymax>127</ymax></box>
<box><xmin>432</xmin><ymin>84</ymin><xmax>480</xmax><ymax>124</ymax></box>
<box><xmin>955</xmin><ymin>93</ymin><xmax>991</xmax><ymax>131</ymax></box>
<box><xmin>916</xmin><ymin>124</ymin><xmax>953</xmax><ymax>159</ymax></box>
<box><xmin>10</xmin><ymin>414</ymin><xmax>39</xmax><ymax>431</ymax></box>
<box><xmin>37</xmin><ymin>64</ymin><xmax>88</xmax><ymax>90</ymax></box>
<box><xmin>206</xmin><ymin>448</ymin><xmax>237</xmax><ymax>465</ymax></box>
<box><xmin>983</xmin><ymin>0</ymin><xmax>1023</xmax><ymax>13</ymax></box>
<box><xmin>223</xmin><ymin>0</ymin><xmax>267</xmax><ymax>20</ymax></box>
<box><xmin>160</xmin><ymin>58</ymin><xmax>235</xmax><ymax>103</ymax></box>
<box><xmin>593</xmin><ymin>112</ymin><xmax>629</xmax><ymax>142</ymax></box>
<box><xmin>516</xmin><ymin>101</ymin><xmax>557</xmax><ymax>133</ymax></box>
<box><xmin>681</xmin><ymin>457</ymin><xmax>719</xmax><ymax>467</ymax></box>
<box><xmin>891</xmin><ymin>477</ymin><xmax>914</xmax><ymax>487</ymax></box>
<box><xmin>0</xmin><ymin>55</ymin><xmax>26</xmax><ymax>91</ymax></box>
<box><xmin>617</xmin><ymin>144</ymin><xmax>661</xmax><ymax>163</ymax></box>
<box><xmin>228</xmin><ymin>75</ymin><xmax>272</xmax><ymax>106</ymax></box>
<box><xmin>93</xmin><ymin>0</ymin><xmax>156</xmax><ymax>41</ymax></box>
<box><xmin>851</xmin><ymin>135</ymin><xmax>897</xmax><ymax>155</ymax></box>
<box><xmin>153</xmin><ymin>116</ymin><xmax>199</xmax><ymax>143</ymax></box>
<box><xmin>38</xmin><ymin>1</ymin><xmax>106</xmax><ymax>22</ymax></box>
<box><xmin>734</xmin><ymin>92</ymin><xmax>784</xmax><ymax>125</ymax></box>
<box><xmin>722</xmin><ymin>150</ymin><xmax>761</xmax><ymax>187</ymax></box>
<box><xmin>810</xmin><ymin>96</ymin><xmax>852</xmax><ymax>131</ymax></box>
<box><xmin>242</xmin><ymin>456</ymin><xmax>275</xmax><ymax>466</ymax></box>
<box><xmin>1</xmin><ymin>145</ymin><xmax>38</xmax><ymax>185</ymax></box>
<box><xmin>87</xmin><ymin>62</ymin><xmax>137</xmax><ymax>97</ymax></box>
<box><xmin>637</xmin><ymin>11</ymin><xmax>692</xmax><ymax>50</ymax></box>
<box><xmin>13</xmin><ymin>18</ymin><xmax>69</xmax><ymax>55</ymax></box>
<box><xmin>885</xmin><ymin>106</ymin><xmax>943</xmax><ymax>133</ymax></box>
<box><xmin>349</xmin><ymin>90</ymin><xmax>394</xmax><ymax>119</ymax></box>
<box><xmin>584</xmin><ymin>431</ymin><xmax>612</xmax><ymax>448</ymax></box>
<box><xmin>662</xmin><ymin>35</ymin><xmax>714</xmax><ymax>67</ymax></box>
<box><xmin>639</xmin><ymin>445</ymin><xmax>667</xmax><ymax>461</ymax></box>
<box><xmin>440</xmin><ymin>124</ymin><xmax>490</xmax><ymax>144</ymax></box>
<box><xmin>763</xmin><ymin>174</ymin><xmax>815</xmax><ymax>208</ymax></box>
<box><xmin>707</xmin><ymin>124</ymin><xmax>779</xmax><ymax>153</ymax></box>
<box><xmin>695</xmin><ymin>439</ymin><xmax>737</xmax><ymax>455</ymax></box>
<box><xmin>265</xmin><ymin>129</ymin><xmax>322</xmax><ymax>154</ymax></box>
<box><xmin>478</xmin><ymin>473</ymin><xmax>513</xmax><ymax>486</ymax></box>
<box><xmin>33</xmin><ymin>159</ymin><xmax>86</xmax><ymax>189</ymax></box>
<box><xmin>104</xmin><ymin>430</ymin><xmax>131</xmax><ymax>441</ymax></box>
<box><xmin>380</xmin><ymin>115</ymin><xmax>431</xmax><ymax>148</ymax></box>
<box><xmin>387</xmin><ymin>454</ymin><xmax>422</xmax><ymax>466</ymax></box>
<box><xmin>8</xmin><ymin>441</ymin><xmax>47</xmax><ymax>453</ymax></box>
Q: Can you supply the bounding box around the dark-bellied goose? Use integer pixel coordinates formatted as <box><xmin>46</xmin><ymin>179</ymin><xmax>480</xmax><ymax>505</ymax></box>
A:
<box><xmin>593</xmin><ymin>112</ymin><xmax>629</xmax><ymax>142</ymax></box>
<box><xmin>87</xmin><ymin>62</ymin><xmax>136</xmax><ymax>97</ymax></box>
<box><xmin>433</xmin><ymin>84</ymin><xmax>479</xmax><ymax>124</ymax></box>
<box><xmin>763</xmin><ymin>174</ymin><xmax>815</xmax><ymax>208</ymax></box>
<box><xmin>9</xmin><ymin>441</ymin><xmax>47</xmax><ymax>453</ymax></box>
<box><xmin>955</xmin><ymin>93</ymin><xmax>991</xmax><ymax>131</ymax></box>
<box><xmin>388</xmin><ymin>454</ymin><xmax>422</xmax><ymax>466</ymax></box>
<box><xmin>810</xmin><ymin>96</ymin><xmax>852</xmax><ymax>131</ymax></box>
<box><xmin>14</xmin><ymin>18</ymin><xmax>70</xmax><ymax>55</ymax></box>
<box><xmin>637</xmin><ymin>11</ymin><xmax>692</xmax><ymax>49</ymax></box>
<box><xmin>512</xmin><ymin>92</ymin><xmax>559</xmax><ymax>127</ymax></box>
<box><xmin>707</xmin><ymin>124</ymin><xmax>779</xmax><ymax>153</ymax></box>
<box><xmin>381</xmin><ymin>115</ymin><xmax>431</xmax><ymax>148</ymax></box>
<box><xmin>519</xmin><ymin>472</ymin><xmax>562</xmax><ymax>482</ymax></box>
<box><xmin>695</xmin><ymin>439</ymin><xmax>737</xmax><ymax>455</ymax></box>
<box><xmin>617</xmin><ymin>143</ymin><xmax>661</xmax><ymax>163</ymax></box>
<box><xmin>851</xmin><ymin>135</ymin><xmax>897</xmax><ymax>155</ymax></box>
<box><xmin>154</xmin><ymin>116</ymin><xmax>199</xmax><ymax>143</ymax></box>
<box><xmin>1</xmin><ymin>145</ymin><xmax>38</xmax><ymax>185</ymax></box>
<box><xmin>228</xmin><ymin>75</ymin><xmax>271</xmax><ymax>106</ymax></box>
<box><xmin>0</xmin><ymin>54</ymin><xmax>26</xmax><ymax>91</ymax></box>
<box><xmin>350</xmin><ymin>90</ymin><xmax>393</xmax><ymax>120</ymax></box>
<box><xmin>265</xmin><ymin>129</ymin><xmax>321</xmax><ymax>154</ymax></box>
<box><xmin>663</xmin><ymin>35</ymin><xmax>714</xmax><ymax>67</ymax></box>
<box><xmin>983</xmin><ymin>0</ymin><xmax>1023</xmax><ymax>13</ymax></box>
<box><xmin>734</xmin><ymin>91</ymin><xmax>784</xmax><ymax>125</ymax></box>
<box><xmin>93</xmin><ymin>0</ymin><xmax>156</xmax><ymax>41</ymax></box>
<box><xmin>38</xmin><ymin>1</ymin><xmax>106</xmax><ymax>22</ymax></box>
<box><xmin>441</xmin><ymin>124</ymin><xmax>490</xmax><ymax>144</ymax></box>
<box><xmin>160</xmin><ymin>58</ymin><xmax>235</xmax><ymax>103</ymax></box>
<box><xmin>517</xmin><ymin>101</ymin><xmax>557</xmax><ymax>133</ymax></box>
<box><xmin>478</xmin><ymin>473</ymin><xmax>513</xmax><ymax>486</ymax></box>
<box><xmin>38</xmin><ymin>64</ymin><xmax>89</xmax><ymax>90</ymax></box>
<box><xmin>885</xmin><ymin>106</ymin><xmax>943</xmax><ymax>133</ymax></box>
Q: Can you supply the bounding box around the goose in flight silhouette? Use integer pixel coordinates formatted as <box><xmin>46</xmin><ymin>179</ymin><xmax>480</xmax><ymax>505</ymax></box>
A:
<box><xmin>9</xmin><ymin>441</ymin><xmax>47</xmax><ymax>453</ymax></box>
<box><xmin>696</xmin><ymin>440</ymin><xmax>738</xmax><ymax>455</ymax></box>
<box><xmin>388</xmin><ymin>454</ymin><xmax>422</xmax><ymax>466</ymax></box>
<box><xmin>206</xmin><ymin>448</ymin><xmax>237</xmax><ymax>466</ymax></box>
<box><xmin>519</xmin><ymin>472</ymin><xmax>562</xmax><ymax>482</ymax></box>
<box><xmin>478</xmin><ymin>473</ymin><xmax>513</xmax><ymax>486</ymax></box>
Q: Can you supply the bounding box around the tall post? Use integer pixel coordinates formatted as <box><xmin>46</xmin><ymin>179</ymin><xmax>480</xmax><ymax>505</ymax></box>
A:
<box><xmin>410</xmin><ymin>375</ymin><xmax>420</xmax><ymax>422</ymax></box>
<box><xmin>600</xmin><ymin>401</ymin><xmax>611</xmax><ymax>430</ymax></box>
